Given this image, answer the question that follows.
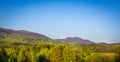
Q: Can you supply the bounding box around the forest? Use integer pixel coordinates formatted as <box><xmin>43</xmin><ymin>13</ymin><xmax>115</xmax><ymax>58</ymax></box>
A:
<box><xmin>0</xmin><ymin>42</ymin><xmax>120</xmax><ymax>62</ymax></box>
<box><xmin>0</xmin><ymin>0</ymin><xmax>120</xmax><ymax>61</ymax></box>
<box><xmin>0</xmin><ymin>28</ymin><xmax>120</xmax><ymax>62</ymax></box>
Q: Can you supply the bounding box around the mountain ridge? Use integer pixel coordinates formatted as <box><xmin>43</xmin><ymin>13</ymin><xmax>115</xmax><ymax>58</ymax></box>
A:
<box><xmin>0</xmin><ymin>27</ymin><xmax>51</xmax><ymax>40</ymax></box>
<box><xmin>56</xmin><ymin>37</ymin><xmax>94</xmax><ymax>44</ymax></box>
<box><xmin>0</xmin><ymin>27</ymin><xmax>94</xmax><ymax>44</ymax></box>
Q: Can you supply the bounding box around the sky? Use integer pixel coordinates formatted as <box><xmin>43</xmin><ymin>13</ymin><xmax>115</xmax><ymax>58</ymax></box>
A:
<box><xmin>0</xmin><ymin>0</ymin><xmax>120</xmax><ymax>43</ymax></box>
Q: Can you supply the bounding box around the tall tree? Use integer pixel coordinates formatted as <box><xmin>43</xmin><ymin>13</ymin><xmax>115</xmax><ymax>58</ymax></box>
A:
<box><xmin>49</xmin><ymin>45</ymin><xmax>63</xmax><ymax>62</ymax></box>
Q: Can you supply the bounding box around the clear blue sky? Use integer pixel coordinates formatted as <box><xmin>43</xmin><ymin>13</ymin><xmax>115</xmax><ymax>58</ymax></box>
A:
<box><xmin>0</xmin><ymin>0</ymin><xmax>120</xmax><ymax>43</ymax></box>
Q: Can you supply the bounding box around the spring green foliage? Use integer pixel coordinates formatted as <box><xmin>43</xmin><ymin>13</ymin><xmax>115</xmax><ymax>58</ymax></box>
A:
<box><xmin>0</xmin><ymin>32</ymin><xmax>53</xmax><ymax>43</ymax></box>
<box><xmin>0</xmin><ymin>33</ymin><xmax>120</xmax><ymax>62</ymax></box>
<box><xmin>0</xmin><ymin>42</ymin><xmax>120</xmax><ymax>62</ymax></box>
<box><xmin>85</xmin><ymin>53</ymin><xmax>115</xmax><ymax>62</ymax></box>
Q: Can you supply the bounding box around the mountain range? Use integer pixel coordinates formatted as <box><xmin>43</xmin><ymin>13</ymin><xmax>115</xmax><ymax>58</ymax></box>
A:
<box><xmin>56</xmin><ymin>37</ymin><xmax>94</xmax><ymax>44</ymax></box>
<box><xmin>0</xmin><ymin>27</ymin><xmax>94</xmax><ymax>44</ymax></box>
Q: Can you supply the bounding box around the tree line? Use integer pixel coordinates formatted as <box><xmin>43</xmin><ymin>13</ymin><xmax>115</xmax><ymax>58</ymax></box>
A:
<box><xmin>0</xmin><ymin>42</ymin><xmax>120</xmax><ymax>62</ymax></box>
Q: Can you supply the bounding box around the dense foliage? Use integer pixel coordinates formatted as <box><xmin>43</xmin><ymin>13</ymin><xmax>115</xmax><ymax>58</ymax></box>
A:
<box><xmin>0</xmin><ymin>31</ymin><xmax>120</xmax><ymax>62</ymax></box>
<box><xmin>0</xmin><ymin>42</ymin><xmax>120</xmax><ymax>62</ymax></box>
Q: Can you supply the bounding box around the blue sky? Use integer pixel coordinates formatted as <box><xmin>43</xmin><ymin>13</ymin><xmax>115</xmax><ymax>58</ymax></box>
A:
<box><xmin>0</xmin><ymin>0</ymin><xmax>120</xmax><ymax>43</ymax></box>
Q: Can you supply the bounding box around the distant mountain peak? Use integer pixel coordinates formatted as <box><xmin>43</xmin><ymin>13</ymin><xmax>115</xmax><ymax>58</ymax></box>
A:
<box><xmin>56</xmin><ymin>37</ymin><xmax>94</xmax><ymax>44</ymax></box>
<box><xmin>66</xmin><ymin>37</ymin><xmax>83</xmax><ymax>40</ymax></box>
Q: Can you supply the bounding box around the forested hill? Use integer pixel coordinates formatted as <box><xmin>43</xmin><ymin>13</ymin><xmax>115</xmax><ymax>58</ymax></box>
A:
<box><xmin>0</xmin><ymin>27</ymin><xmax>53</xmax><ymax>43</ymax></box>
<box><xmin>0</xmin><ymin>27</ymin><xmax>120</xmax><ymax>62</ymax></box>
<box><xmin>0</xmin><ymin>27</ymin><xmax>94</xmax><ymax>44</ymax></box>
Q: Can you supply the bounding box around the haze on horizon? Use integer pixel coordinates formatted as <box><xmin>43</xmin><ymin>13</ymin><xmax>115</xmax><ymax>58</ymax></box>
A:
<box><xmin>0</xmin><ymin>0</ymin><xmax>120</xmax><ymax>43</ymax></box>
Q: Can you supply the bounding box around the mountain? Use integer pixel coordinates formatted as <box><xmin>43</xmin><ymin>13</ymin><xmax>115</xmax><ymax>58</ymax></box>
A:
<box><xmin>17</xmin><ymin>30</ymin><xmax>51</xmax><ymax>39</ymax></box>
<box><xmin>0</xmin><ymin>27</ymin><xmax>94</xmax><ymax>44</ymax></box>
<box><xmin>56</xmin><ymin>37</ymin><xmax>94</xmax><ymax>44</ymax></box>
<box><xmin>0</xmin><ymin>27</ymin><xmax>52</xmax><ymax>42</ymax></box>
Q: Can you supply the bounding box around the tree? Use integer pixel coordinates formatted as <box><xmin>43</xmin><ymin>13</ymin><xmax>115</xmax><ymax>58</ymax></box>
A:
<box><xmin>17</xmin><ymin>47</ymin><xmax>28</xmax><ymax>62</ymax></box>
<box><xmin>0</xmin><ymin>48</ymin><xmax>8</xmax><ymax>62</ymax></box>
<box><xmin>49</xmin><ymin>45</ymin><xmax>63</xmax><ymax>62</ymax></box>
<box><xmin>36</xmin><ymin>48</ymin><xmax>50</xmax><ymax>62</ymax></box>
<box><xmin>63</xmin><ymin>46</ymin><xmax>76</xmax><ymax>62</ymax></box>
<box><xmin>7</xmin><ymin>48</ymin><xmax>18</xmax><ymax>62</ymax></box>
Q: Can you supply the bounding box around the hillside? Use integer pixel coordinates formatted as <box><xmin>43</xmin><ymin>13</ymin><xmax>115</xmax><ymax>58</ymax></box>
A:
<box><xmin>56</xmin><ymin>37</ymin><xmax>94</xmax><ymax>44</ymax></box>
<box><xmin>0</xmin><ymin>27</ymin><xmax>95</xmax><ymax>44</ymax></box>
<box><xmin>0</xmin><ymin>27</ymin><xmax>120</xmax><ymax>62</ymax></box>
<box><xmin>0</xmin><ymin>27</ymin><xmax>52</xmax><ymax>43</ymax></box>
